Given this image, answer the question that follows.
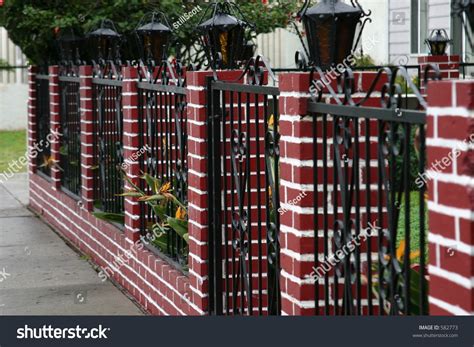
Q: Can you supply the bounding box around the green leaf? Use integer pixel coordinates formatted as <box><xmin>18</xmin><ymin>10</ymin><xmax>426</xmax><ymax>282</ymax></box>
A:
<box><xmin>117</xmin><ymin>192</ymin><xmax>143</xmax><ymax>198</ymax></box>
<box><xmin>142</xmin><ymin>173</ymin><xmax>161</xmax><ymax>194</ymax></box>
<box><xmin>93</xmin><ymin>212</ymin><xmax>125</xmax><ymax>225</ymax></box>
<box><xmin>138</xmin><ymin>194</ymin><xmax>166</xmax><ymax>202</ymax></box>
<box><xmin>152</xmin><ymin>233</ymin><xmax>169</xmax><ymax>251</ymax></box>
<box><xmin>152</xmin><ymin>204</ymin><xmax>167</xmax><ymax>220</ymax></box>
<box><xmin>167</xmin><ymin>217</ymin><xmax>189</xmax><ymax>242</ymax></box>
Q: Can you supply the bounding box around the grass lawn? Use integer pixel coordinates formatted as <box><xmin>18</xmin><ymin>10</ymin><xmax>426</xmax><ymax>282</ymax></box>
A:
<box><xmin>0</xmin><ymin>130</ymin><xmax>27</xmax><ymax>173</ymax></box>
<box><xmin>396</xmin><ymin>191</ymin><xmax>429</xmax><ymax>263</ymax></box>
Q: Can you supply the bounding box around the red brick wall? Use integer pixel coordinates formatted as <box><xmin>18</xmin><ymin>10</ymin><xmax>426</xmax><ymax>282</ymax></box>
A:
<box><xmin>419</xmin><ymin>55</ymin><xmax>460</xmax><ymax>93</ymax></box>
<box><xmin>28</xmin><ymin>66</ymin><xmax>200</xmax><ymax>316</ymax></box>
<box><xmin>426</xmin><ymin>79</ymin><xmax>474</xmax><ymax>315</ymax></box>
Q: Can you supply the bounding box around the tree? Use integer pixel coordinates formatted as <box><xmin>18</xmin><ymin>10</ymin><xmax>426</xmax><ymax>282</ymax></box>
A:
<box><xmin>0</xmin><ymin>0</ymin><xmax>299</xmax><ymax>67</ymax></box>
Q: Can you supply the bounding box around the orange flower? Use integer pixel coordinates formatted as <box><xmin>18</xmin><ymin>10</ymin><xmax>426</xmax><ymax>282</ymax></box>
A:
<box><xmin>40</xmin><ymin>155</ymin><xmax>57</xmax><ymax>169</ymax></box>
<box><xmin>159</xmin><ymin>182</ymin><xmax>172</xmax><ymax>194</ymax></box>
<box><xmin>159</xmin><ymin>182</ymin><xmax>174</xmax><ymax>200</ymax></box>
<box><xmin>268</xmin><ymin>114</ymin><xmax>274</xmax><ymax>128</ymax></box>
<box><xmin>175</xmin><ymin>206</ymin><xmax>187</xmax><ymax>220</ymax></box>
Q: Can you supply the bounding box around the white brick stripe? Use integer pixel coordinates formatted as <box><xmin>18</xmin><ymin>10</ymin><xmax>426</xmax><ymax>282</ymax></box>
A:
<box><xmin>428</xmin><ymin>233</ymin><xmax>474</xmax><ymax>256</ymax></box>
<box><xmin>427</xmin><ymin>107</ymin><xmax>471</xmax><ymax>117</ymax></box>
<box><xmin>280</xmin><ymin>91</ymin><xmax>311</xmax><ymax>98</ymax></box>
<box><xmin>188</xmin><ymin>103</ymin><xmax>205</xmax><ymax>109</ymax></box>
<box><xmin>429</xmin><ymin>296</ymin><xmax>472</xmax><ymax>316</ymax></box>
<box><xmin>280</xmin><ymin>291</ymin><xmax>314</xmax><ymax>309</ymax></box>
<box><xmin>427</xmin><ymin>171</ymin><xmax>474</xmax><ymax>187</ymax></box>
<box><xmin>429</xmin><ymin>265</ymin><xmax>474</xmax><ymax>289</ymax></box>
<box><xmin>187</xmin><ymin>86</ymin><xmax>205</xmax><ymax>91</ymax></box>
<box><xmin>281</xmin><ymin>247</ymin><xmax>314</xmax><ymax>262</ymax></box>
<box><xmin>428</xmin><ymin>201</ymin><xmax>474</xmax><ymax>220</ymax></box>
<box><xmin>188</xmin><ymin>252</ymin><xmax>207</xmax><ymax>263</ymax></box>
<box><xmin>188</xmin><ymin>169</ymin><xmax>207</xmax><ymax>178</ymax></box>
<box><xmin>426</xmin><ymin>138</ymin><xmax>474</xmax><ymax>151</ymax></box>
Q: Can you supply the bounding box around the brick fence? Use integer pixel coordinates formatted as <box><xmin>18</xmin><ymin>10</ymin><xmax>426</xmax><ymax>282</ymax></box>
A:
<box><xmin>27</xmin><ymin>64</ymin><xmax>474</xmax><ymax>316</ymax></box>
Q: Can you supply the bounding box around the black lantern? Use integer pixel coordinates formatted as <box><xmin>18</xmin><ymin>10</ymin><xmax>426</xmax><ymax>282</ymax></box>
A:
<box><xmin>88</xmin><ymin>19</ymin><xmax>121</xmax><ymax>63</ymax></box>
<box><xmin>298</xmin><ymin>0</ymin><xmax>369</xmax><ymax>68</ymax></box>
<box><xmin>425</xmin><ymin>29</ymin><xmax>451</xmax><ymax>56</ymax></box>
<box><xmin>197</xmin><ymin>1</ymin><xmax>254</xmax><ymax>69</ymax></box>
<box><xmin>57</xmin><ymin>27</ymin><xmax>82</xmax><ymax>64</ymax></box>
<box><xmin>136</xmin><ymin>11</ymin><xmax>172</xmax><ymax>65</ymax></box>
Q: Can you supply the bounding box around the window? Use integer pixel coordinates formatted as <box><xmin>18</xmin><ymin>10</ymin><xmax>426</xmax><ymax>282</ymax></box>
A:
<box><xmin>411</xmin><ymin>0</ymin><xmax>429</xmax><ymax>54</ymax></box>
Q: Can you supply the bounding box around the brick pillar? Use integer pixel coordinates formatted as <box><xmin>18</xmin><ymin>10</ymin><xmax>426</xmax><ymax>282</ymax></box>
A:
<box><xmin>186</xmin><ymin>70</ymin><xmax>242</xmax><ymax>314</ymax></box>
<box><xmin>278</xmin><ymin>72</ymin><xmax>315</xmax><ymax>315</ymax></box>
<box><xmin>426</xmin><ymin>79</ymin><xmax>474</xmax><ymax>315</ymax></box>
<box><xmin>278</xmin><ymin>72</ymin><xmax>386</xmax><ymax>316</ymax></box>
<box><xmin>49</xmin><ymin>66</ymin><xmax>61</xmax><ymax>189</ymax></box>
<box><xmin>122</xmin><ymin>66</ymin><xmax>141</xmax><ymax>243</ymax></box>
<box><xmin>27</xmin><ymin>66</ymin><xmax>38</xmax><ymax>175</ymax></box>
<box><xmin>186</xmin><ymin>70</ymin><xmax>212</xmax><ymax>315</ymax></box>
<box><xmin>419</xmin><ymin>55</ymin><xmax>460</xmax><ymax>93</ymax></box>
<box><xmin>79</xmin><ymin>66</ymin><xmax>95</xmax><ymax>211</ymax></box>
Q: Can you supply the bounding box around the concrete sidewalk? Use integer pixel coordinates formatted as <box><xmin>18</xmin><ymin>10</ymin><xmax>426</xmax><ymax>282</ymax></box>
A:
<box><xmin>0</xmin><ymin>174</ymin><xmax>144</xmax><ymax>315</ymax></box>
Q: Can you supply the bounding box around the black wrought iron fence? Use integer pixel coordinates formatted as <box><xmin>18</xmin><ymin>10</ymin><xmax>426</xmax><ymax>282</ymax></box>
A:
<box><xmin>304</xmin><ymin>66</ymin><xmax>438</xmax><ymax>316</ymax></box>
<box><xmin>207</xmin><ymin>59</ymin><xmax>281</xmax><ymax>316</ymax></box>
<box><xmin>137</xmin><ymin>67</ymin><xmax>189</xmax><ymax>266</ymax></box>
<box><xmin>35</xmin><ymin>74</ymin><xmax>51</xmax><ymax>177</ymax></box>
<box><xmin>92</xmin><ymin>78</ymin><xmax>124</xmax><ymax>214</ymax></box>
<box><xmin>59</xmin><ymin>76</ymin><xmax>82</xmax><ymax>196</ymax></box>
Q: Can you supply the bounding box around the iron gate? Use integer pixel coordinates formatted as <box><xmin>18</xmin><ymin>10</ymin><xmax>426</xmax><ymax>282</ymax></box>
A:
<box><xmin>207</xmin><ymin>67</ymin><xmax>281</xmax><ymax>316</ymax></box>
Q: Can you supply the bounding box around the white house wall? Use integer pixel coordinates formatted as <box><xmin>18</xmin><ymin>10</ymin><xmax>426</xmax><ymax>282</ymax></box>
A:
<box><xmin>0</xmin><ymin>27</ymin><xmax>28</xmax><ymax>130</ymax></box>
<box><xmin>357</xmin><ymin>0</ymin><xmax>389</xmax><ymax>65</ymax></box>
<box><xmin>388</xmin><ymin>0</ymin><xmax>412</xmax><ymax>65</ymax></box>
<box><xmin>428</xmin><ymin>0</ymin><xmax>451</xmax><ymax>35</ymax></box>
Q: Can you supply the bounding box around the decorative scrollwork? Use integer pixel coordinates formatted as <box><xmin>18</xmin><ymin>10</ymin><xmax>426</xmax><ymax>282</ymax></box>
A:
<box><xmin>229</xmin><ymin>123</ymin><xmax>252</xmax><ymax>314</ymax></box>
<box><xmin>310</xmin><ymin>64</ymin><xmax>442</xmax><ymax>111</ymax></box>
<box><xmin>138</xmin><ymin>57</ymin><xmax>190</xmax><ymax>87</ymax></box>
<box><xmin>213</xmin><ymin>55</ymin><xmax>278</xmax><ymax>86</ymax></box>
<box><xmin>59</xmin><ymin>62</ymin><xmax>81</xmax><ymax>77</ymax></box>
<box><xmin>93</xmin><ymin>59</ymin><xmax>123</xmax><ymax>80</ymax></box>
<box><xmin>332</xmin><ymin>115</ymin><xmax>359</xmax><ymax>314</ymax></box>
